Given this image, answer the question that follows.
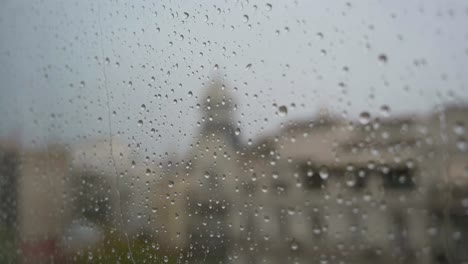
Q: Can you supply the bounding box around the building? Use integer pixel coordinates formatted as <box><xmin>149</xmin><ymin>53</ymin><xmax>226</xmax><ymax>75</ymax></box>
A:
<box><xmin>154</xmin><ymin>77</ymin><xmax>468</xmax><ymax>264</ymax></box>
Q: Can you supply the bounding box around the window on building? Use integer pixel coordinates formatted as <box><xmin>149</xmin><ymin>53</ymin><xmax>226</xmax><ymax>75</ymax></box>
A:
<box><xmin>383</xmin><ymin>168</ymin><xmax>415</xmax><ymax>190</ymax></box>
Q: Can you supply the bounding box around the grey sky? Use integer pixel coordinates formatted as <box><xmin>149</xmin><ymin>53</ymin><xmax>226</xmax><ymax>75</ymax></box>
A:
<box><xmin>1</xmin><ymin>0</ymin><xmax>467</xmax><ymax>156</ymax></box>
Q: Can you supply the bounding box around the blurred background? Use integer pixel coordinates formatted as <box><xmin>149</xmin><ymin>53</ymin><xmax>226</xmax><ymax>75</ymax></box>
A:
<box><xmin>1</xmin><ymin>0</ymin><xmax>468</xmax><ymax>263</ymax></box>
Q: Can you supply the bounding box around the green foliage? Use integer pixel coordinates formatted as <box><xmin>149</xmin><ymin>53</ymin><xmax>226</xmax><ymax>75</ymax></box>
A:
<box><xmin>69</xmin><ymin>232</ymin><xmax>178</xmax><ymax>264</ymax></box>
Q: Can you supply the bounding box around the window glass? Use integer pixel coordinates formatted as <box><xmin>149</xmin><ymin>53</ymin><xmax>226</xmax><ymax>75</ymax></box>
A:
<box><xmin>1</xmin><ymin>0</ymin><xmax>468</xmax><ymax>263</ymax></box>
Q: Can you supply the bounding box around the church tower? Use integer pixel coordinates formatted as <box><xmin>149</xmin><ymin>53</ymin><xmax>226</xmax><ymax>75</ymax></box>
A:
<box><xmin>200</xmin><ymin>75</ymin><xmax>239</xmax><ymax>148</ymax></box>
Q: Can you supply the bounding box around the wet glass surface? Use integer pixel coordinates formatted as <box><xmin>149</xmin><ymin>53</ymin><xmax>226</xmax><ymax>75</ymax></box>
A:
<box><xmin>1</xmin><ymin>0</ymin><xmax>468</xmax><ymax>263</ymax></box>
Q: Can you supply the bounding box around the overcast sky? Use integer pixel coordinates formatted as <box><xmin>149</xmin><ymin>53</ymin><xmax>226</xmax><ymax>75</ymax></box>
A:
<box><xmin>1</xmin><ymin>0</ymin><xmax>467</xmax><ymax>156</ymax></box>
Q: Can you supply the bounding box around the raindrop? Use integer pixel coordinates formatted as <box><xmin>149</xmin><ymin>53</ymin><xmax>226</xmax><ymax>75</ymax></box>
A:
<box><xmin>454</xmin><ymin>122</ymin><xmax>465</xmax><ymax>135</ymax></box>
<box><xmin>378</xmin><ymin>54</ymin><xmax>388</xmax><ymax>63</ymax></box>
<box><xmin>319</xmin><ymin>166</ymin><xmax>329</xmax><ymax>180</ymax></box>
<box><xmin>278</xmin><ymin>105</ymin><xmax>288</xmax><ymax>117</ymax></box>
<box><xmin>138</xmin><ymin>120</ymin><xmax>144</xmax><ymax>126</ymax></box>
<box><xmin>345</xmin><ymin>172</ymin><xmax>356</xmax><ymax>187</ymax></box>
<box><xmin>359</xmin><ymin>112</ymin><xmax>371</xmax><ymax>125</ymax></box>
<box><xmin>265</xmin><ymin>3</ymin><xmax>272</xmax><ymax>11</ymax></box>
<box><xmin>243</xmin><ymin>15</ymin><xmax>249</xmax><ymax>23</ymax></box>
<box><xmin>456</xmin><ymin>139</ymin><xmax>467</xmax><ymax>152</ymax></box>
<box><xmin>380</xmin><ymin>105</ymin><xmax>390</xmax><ymax>117</ymax></box>
<box><xmin>290</xmin><ymin>240</ymin><xmax>299</xmax><ymax>251</ymax></box>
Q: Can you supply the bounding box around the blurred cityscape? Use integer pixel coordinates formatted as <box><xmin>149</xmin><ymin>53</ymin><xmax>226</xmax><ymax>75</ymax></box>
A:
<box><xmin>1</xmin><ymin>78</ymin><xmax>468</xmax><ymax>264</ymax></box>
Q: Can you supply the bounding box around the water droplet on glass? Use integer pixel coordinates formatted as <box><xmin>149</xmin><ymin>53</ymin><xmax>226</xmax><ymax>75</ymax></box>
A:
<box><xmin>319</xmin><ymin>166</ymin><xmax>329</xmax><ymax>180</ymax></box>
<box><xmin>378</xmin><ymin>53</ymin><xmax>388</xmax><ymax>63</ymax></box>
<box><xmin>345</xmin><ymin>172</ymin><xmax>356</xmax><ymax>187</ymax></box>
<box><xmin>457</xmin><ymin>139</ymin><xmax>467</xmax><ymax>152</ymax></box>
<box><xmin>243</xmin><ymin>15</ymin><xmax>249</xmax><ymax>23</ymax></box>
<box><xmin>278</xmin><ymin>105</ymin><xmax>288</xmax><ymax>117</ymax></box>
<box><xmin>138</xmin><ymin>120</ymin><xmax>144</xmax><ymax>126</ymax></box>
<box><xmin>359</xmin><ymin>112</ymin><xmax>371</xmax><ymax>125</ymax></box>
<box><xmin>265</xmin><ymin>3</ymin><xmax>272</xmax><ymax>11</ymax></box>
<box><xmin>380</xmin><ymin>105</ymin><xmax>390</xmax><ymax>117</ymax></box>
<box><xmin>454</xmin><ymin>122</ymin><xmax>465</xmax><ymax>135</ymax></box>
<box><xmin>290</xmin><ymin>240</ymin><xmax>299</xmax><ymax>251</ymax></box>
